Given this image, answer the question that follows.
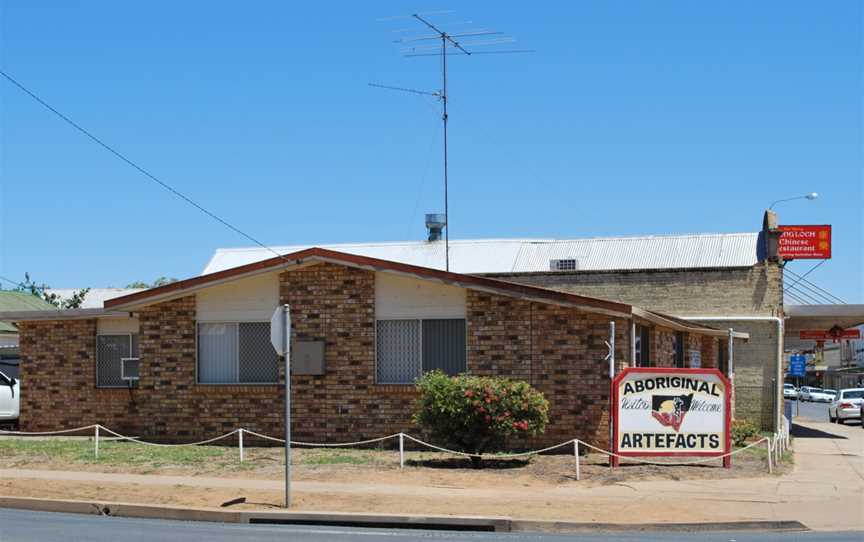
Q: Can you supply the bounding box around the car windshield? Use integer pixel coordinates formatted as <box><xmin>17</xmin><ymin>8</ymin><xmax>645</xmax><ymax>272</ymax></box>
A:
<box><xmin>842</xmin><ymin>390</ymin><xmax>864</xmax><ymax>399</ymax></box>
<box><xmin>784</xmin><ymin>384</ymin><xmax>794</xmax><ymax>388</ymax></box>
<box><xmin>824</xmin><ymin>389</ymin><xmax>836</xmax><ymax>394</ymax></box>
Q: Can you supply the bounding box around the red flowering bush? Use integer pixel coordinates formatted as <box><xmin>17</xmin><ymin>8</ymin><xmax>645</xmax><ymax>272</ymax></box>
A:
<box><xmin>413</xmin><ymin>371</ymin><xmax>549</xmax><ymax>468</ymax></box>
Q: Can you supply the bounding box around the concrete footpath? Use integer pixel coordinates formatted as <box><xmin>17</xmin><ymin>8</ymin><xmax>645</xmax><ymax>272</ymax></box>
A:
<box><xmin>0</xmin><ymin>419</ymin><xmax>861</xmax><ymax>531</ymax></box>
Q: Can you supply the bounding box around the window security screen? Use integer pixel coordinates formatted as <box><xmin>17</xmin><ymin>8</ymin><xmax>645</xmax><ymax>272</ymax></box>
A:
<box><xmin>376</xmin><ymin>318</ymin><xmax>466</xmax><ymax>384</ymax></box>
<box><xmin>96</xmin><ymin>334</ymin><xmax>139</xmax><ymax>388</ymax></box>
<box><xmin>198</xmin><ymin>322</ymin><xmax>279</xmax><ymax>384</ymax></box>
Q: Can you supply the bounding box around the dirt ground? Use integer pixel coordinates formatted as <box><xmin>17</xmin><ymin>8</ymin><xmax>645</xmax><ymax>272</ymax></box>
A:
<box><xmin>0</xmin><ymin>439</ymin><xmax>780</xmax><ymax>488</ymax></box>
<box><xmin>0</xmin><ymin>437</ymin><xmax>789</xmax><ymax>518</ymax></box>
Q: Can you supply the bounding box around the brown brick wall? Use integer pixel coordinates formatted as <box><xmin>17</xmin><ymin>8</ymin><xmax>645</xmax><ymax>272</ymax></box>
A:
<box><xmin>466</xmin><ymin>291</ymin><xmax>630</xmax><ymax>448</ymax></box>
<box><xmin>19</xmin><ymin>319</ymin><xmax>139</xmax><ymax>432</ymax></box>
<box><xmin>652</xmin><ymin>327</ymin><xmax>677</xmax><ymax>368</ymax></box>
<box><xmin>281</xmin><ymin>263</ymin><xmax>416</xmax><ymax>441</ymax></box>
<box><xmin>20</xmin><ymin>262</ymin><xmax>732</xmax><ymax>449</ymax></box>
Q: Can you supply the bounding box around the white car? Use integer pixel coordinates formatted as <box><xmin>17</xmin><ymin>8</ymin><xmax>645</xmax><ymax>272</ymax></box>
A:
<box><xmin>829</xmin><ymin>388</ymin><xmax>864</xmax><ymax>424</ymax></box>
<box><xmin>823</xmin><ymin>389</ymin><xmax>838</xmax><ymax>402</ymax></box>
<box><xmin>0</xmin><ymin>370</ymin><xmax>19</xmax><ymax>428</ymax></box>
<box><xmin>808</xmin><ymin>388</ymin><xmax>833</xmax><ymax>403</ymax></box>
<box><xmin>783</xmin><ymin>383</ymin><xmax>798</xmax><ymax>399</ymax></box>
<box><xmin>798</xmin><ymin>386</ymin><xmax>820</xmax><ymax>401</ymax></box>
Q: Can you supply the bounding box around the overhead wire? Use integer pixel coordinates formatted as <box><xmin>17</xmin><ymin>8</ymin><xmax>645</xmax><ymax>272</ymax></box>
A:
<box><xmin>0</xmin><ymin>69</ymin><xmax>287</xmax><ymax>263</ymax></box>
<box><xmin>784</xmin><ymin>268</ymin><xmax>845</xmax><ymax>304</ymax></box>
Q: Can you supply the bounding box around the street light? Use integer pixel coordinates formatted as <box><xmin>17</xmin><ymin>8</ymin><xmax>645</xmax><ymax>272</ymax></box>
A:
<box><xmin>769</xmin><ymin>192</ymin><xmax>818</xmax><ymax>210</ymax></box>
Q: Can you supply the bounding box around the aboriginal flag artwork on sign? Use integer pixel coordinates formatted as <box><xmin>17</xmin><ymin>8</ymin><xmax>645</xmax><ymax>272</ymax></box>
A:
<box><xmin>650</xmin><ymin>393</ymin><xmax>693</xmax><ymax>432</ymax></box>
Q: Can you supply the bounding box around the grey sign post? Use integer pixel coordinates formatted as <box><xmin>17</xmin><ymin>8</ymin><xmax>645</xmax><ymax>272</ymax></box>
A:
<box><xmin>270</xmin><ymin>304</ymin><xmax>291</xmax><ymax>508</ymax></box>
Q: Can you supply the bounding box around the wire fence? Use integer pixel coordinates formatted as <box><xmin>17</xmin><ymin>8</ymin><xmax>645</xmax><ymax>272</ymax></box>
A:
<box><xmin>0</xmin><ymin>421</ymin><xmax>792</xmax><ymax>478</ymax></box>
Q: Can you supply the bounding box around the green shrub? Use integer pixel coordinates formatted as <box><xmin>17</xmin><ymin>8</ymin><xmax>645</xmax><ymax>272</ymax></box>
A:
<box><xmin>730</xmin><ymin>419</ymin><xmax>759</xmax><ymax>447</ymax></box>
<box><xmin>413</xmin><ymin>371</ymin><xmax>549</xmax><ymax>468</ymax></box>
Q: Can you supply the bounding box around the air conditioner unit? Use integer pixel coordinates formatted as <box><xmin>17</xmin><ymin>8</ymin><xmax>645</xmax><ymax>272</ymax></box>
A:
<box><xmin>549</xmin><ymin>259</ymin><xmax>579</xmax><ymax>271</ymax></box>
<box><xmin>121</xmin><ymin>357</ymin><xmax>140</xmax><ymax>382</ymax></box>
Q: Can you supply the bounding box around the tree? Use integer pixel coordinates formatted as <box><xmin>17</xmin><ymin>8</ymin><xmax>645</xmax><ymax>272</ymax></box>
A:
<box><xmin>13</xmin><ymin>273</ymin><xmax>90</xmax><ymax>309</ymax></box>
<box><xmin>413</xmin><ymin>371</ymin><xmax>549</xmax><ymax>468</ymax></box>
<box><xmin>125</xmin><ymin>276</ymin><xmax>178</xmax><ymax>289</ymax></box>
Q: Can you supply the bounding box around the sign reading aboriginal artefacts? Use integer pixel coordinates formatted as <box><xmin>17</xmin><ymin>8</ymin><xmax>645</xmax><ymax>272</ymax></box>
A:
<box><xmin>612</xmin><ymin>368</ymin><xmax>731</xmax><ymax>464</ymax></box>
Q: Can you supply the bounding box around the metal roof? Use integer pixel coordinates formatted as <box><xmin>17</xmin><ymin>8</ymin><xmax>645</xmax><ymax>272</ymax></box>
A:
<box><xmin>45</xmin><ymin>288</ymin><xmax>145</xmax><ymax>309</ymax></box>
<box><xmin>0</xmin><ymin>292</ymin><xmax>57</xmax><ymax>333</ymax></box>
<box><xmin>203</xmin><ymin>233</ymin><xmax>760</xmax><ymax>275</ymax></box>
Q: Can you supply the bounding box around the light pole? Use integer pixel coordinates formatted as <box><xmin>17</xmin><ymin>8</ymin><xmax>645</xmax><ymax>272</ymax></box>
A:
<box><xmin>769</xmin><ymin>192</ymin><xmax>818</xmax><ymax>210</ymax></box>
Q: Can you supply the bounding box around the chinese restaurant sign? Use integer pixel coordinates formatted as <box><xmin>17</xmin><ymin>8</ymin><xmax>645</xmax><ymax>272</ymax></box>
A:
<box><xmin>612</xmin><ymin>368</ymin><xmax>731</xmax><ymax>464</ymax></box>
<box><xmin>778</xmin><ymin>225</ymin><xmax>831</xmax><ymax>259</ymax></box>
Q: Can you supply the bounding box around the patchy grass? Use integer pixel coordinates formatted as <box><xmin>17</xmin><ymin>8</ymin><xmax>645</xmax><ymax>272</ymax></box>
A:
<box><xmin>0</xmin><ymin>438</ymin><xmax>231</xmax><ymax>468</ymax></box>
<box><xmin>298</xmin><ymin>450</ymin><xmax>376</xmax><ymax>466</ymax></box>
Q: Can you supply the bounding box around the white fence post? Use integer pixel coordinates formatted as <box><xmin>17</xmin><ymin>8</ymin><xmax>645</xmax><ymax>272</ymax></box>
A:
<box><xmin>94</xmin><ymin>425</ymin><xmax>100</xmax><ymax>460</ymax></box>
<box><xmin>399</xmin><ymin>433</ymin><xmax>405</xmax><ymax>469</ymax></box>
<box><xmin>239</xmin><ymin>429</ymin><xmax>244</xmax><ymax>463</ymax></box>
<box><xmin>574</xmin><ymin>440</ymin><xmax>580</xmax><ymax>481</ymax></box>
<box><xmin>766</xmin><ymin>438</ymin><xmax>773</xmax><ymax>474</ymax></box>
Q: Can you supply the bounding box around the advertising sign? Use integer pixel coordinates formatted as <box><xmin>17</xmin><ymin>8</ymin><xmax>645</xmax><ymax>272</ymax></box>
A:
<box><xmin>799</xmin><ymin>328</ymin><xmax>861</xmax><ymax>341</ymax></box>
<box><xmin>788</xmin><ymin>354</ymin><xmax>806</xmax><ymax>377</ymax></box>
<box><xmin>612</xmin><ymin>368</ymin><xmax>731</xmax><ymax>466</ymax></box>
<box><xmin>778</xmin><ymin>225</ymin><xmax>831</xmax><ymax>260</ymax></box>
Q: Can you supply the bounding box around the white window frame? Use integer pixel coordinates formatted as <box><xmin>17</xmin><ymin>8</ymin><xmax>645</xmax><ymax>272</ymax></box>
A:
<box><xmin>95</xmin><ymin>333</ymin><xmax>138</xmax><ymax>389</ymax></box>
<box><xmin>196</xmin><ymin>320</ymin><xmax>279</xmax><ymax>385</ymax></box>
<box><xmin>374</xmin><ymin>318</ymin><xmax>467</xmax><ymax>385</ymax></box>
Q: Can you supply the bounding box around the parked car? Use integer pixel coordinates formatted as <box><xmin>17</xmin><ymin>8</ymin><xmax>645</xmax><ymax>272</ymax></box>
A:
<box><xmin>810</xmin><ymin>388</ymin><xmax>833</xmax><ymax>403</ymax></box>
<box><xmin>783</xmin><ymin>383</ymin><xmax>798</xmax><ymax>399</ymax></box>
<box><xmin>829</xmin><ymin>388</ymin><xmax>864</xmax><ymax>424</ymax></box>
<box><xmin>0</xmin><ymin>370</ymin><xmax>19</xmax><ymax>429</ymax></box>
<box><xmin>824</xmin><ymin>389</ymin><xmax>838</xmax><ymax>402</ymax></box>
<box><xmin>799</xmin><ymin>386</ymin><xmax>818</xmax><ymax>401</ymax></box>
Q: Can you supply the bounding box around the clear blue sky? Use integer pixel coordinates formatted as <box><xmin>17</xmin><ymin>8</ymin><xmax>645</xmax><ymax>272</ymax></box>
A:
<box><xmin>0</xmin><ymin>1</ymin><xmax>861</xmax><ymax>301</ymax></box>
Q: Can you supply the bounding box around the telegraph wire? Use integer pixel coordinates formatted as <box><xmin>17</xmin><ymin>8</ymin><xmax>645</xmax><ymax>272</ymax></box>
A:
<box><xmin>0</xmin><ymin>69</ymin><xmax>286</xmax><ymax>262</ymax></box>
<box><xmin>784</xmin><ymin>268</ymin><xmax>845</xmax><ymax>304</ymax></box>
<box><xmin>783</xmin><ymin>260</ymin><xmax>827</xmax><ymax>295</ymax></box>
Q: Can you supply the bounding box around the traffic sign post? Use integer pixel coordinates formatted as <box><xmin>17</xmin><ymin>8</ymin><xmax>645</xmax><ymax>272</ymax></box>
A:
<box><xmin>271</xmin><ymin>305</ymin><xmax>292</xmax><ymax>508</ymax></box>
<box><xmin>788</xmin><ymin>354</ymin><xmax>806</xmax><ymax>418</ymax></box>
<box><xmin>788</xmin><ymin>354</ymin><xmax>806</xmax><ymax>378</ymax></box>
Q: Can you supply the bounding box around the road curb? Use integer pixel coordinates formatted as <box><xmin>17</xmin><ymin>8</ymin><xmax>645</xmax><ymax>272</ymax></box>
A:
<box><xmin>511</xmin><ymin>519</ymin><xmax>810</xmax><ymax>533</ymax></box>
<box><xmin>0</xmin><ymin>495</ymin><xmax>808</xmax><ymax>533</ymax></box>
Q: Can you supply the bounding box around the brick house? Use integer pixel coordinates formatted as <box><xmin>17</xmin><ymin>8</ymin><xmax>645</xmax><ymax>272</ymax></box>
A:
<box><xmin>5</xmin><ymin>248</ymin><xmax>745</xmax><ymax>448</ymax></box>
<box><xmin>201</xmin><ymin>212</ymin><xmax>786</xmax><ymax>431</ymax></box>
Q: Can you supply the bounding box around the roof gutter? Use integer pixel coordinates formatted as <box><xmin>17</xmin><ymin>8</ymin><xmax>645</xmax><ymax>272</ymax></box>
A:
<box><xmin>0</xmin><ymin>308</ymin><xmax>128</xmax><ymax>322</ymax></box>
<box><xmin>632</xmin><ymin>308</ymin><xmax>750</xmax><ymax>339</ymax></box>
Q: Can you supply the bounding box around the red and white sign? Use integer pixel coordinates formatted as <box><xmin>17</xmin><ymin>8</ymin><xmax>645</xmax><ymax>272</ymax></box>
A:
<box><xmin>778</xmin><ymin>225</ymin><xmax>832</xmax><ymax>260</ymax></box>
<box><xmin>799</xmin><ymin>329</ymin><xmax>861</xmax><ymax>341</ymax></box>
<box><xmin>612</xmin><ymin>368</ymin><xmax>731</xmax><ymax>467</ymax></box>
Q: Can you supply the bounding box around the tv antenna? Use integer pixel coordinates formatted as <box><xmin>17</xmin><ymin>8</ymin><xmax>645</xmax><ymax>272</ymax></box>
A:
<box><xmin>372</xmin><ymin>11</ymin><xmax>534</xmax><ymax>271</ymax></box>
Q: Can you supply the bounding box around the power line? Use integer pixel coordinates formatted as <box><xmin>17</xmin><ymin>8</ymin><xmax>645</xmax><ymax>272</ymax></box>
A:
<box><xmin>784</xmin><ymin>290</ymin><xmax>810</xmax><ymax>305</ymax></box>
<box><xmin>0</xmin><ymin>69</ymin><xmax>285</xmax><ymax>262</ymax></box>
<box><xmin>783</xmin><ymin>260</ymin><xmax>827</xmax><ymax>295</ymax></box>
<box><xmin>787</xmin><ymin>280</ymin><xmax>841</xmax><ymax>305</ymax></box>
<box><xmin>786</xmin><ymin>283</ymin><xmax>824</xmax><ymax>305</ymax></box>
<box><xmin>784</xmin><ymin>268</ymin><xmax>845</xmax><ymax>304</ymax></box>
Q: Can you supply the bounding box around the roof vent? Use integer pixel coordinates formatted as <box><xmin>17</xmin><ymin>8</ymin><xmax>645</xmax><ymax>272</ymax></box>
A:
<box><xmin>550</xmin><ymin>259</ymin><xmax>579</xmax><ymax>271</ymax></box>
<box><xmin>425</xmin><ymin>213</ymin><xmax>446</xmax><ymax>242</ymax></box>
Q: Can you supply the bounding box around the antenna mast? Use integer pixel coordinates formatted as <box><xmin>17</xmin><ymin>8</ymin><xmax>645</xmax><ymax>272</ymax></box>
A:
<box><xmin>373</xmin><ymin>11</ymin><xmax>534</xmax><ymax>271</ymax></box>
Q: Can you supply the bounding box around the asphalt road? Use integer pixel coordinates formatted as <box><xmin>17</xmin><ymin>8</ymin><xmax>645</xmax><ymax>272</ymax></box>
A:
<box><xmin>788</xmin><ymin>399</ymin><xmax>830</xmax><ymax>423</ymax></box>
<box><xmin>0</xmin><ymin>509</ymin><xmax>861</xmax><ymax>542</ymax></box>
<box><xmin>786</xmin><ymin>398</ymin><xmax>863</xmax><ymax>426</ymax></box>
